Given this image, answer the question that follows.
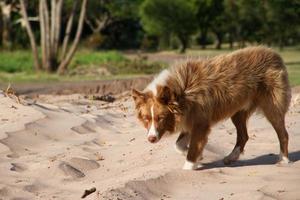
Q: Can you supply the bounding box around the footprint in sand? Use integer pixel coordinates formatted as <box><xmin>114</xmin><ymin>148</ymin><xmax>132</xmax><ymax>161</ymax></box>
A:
<box><xmin>23</xmin><ymin>182</ymin><xmax>46</xmax><ymax>194</ymax></box>
<box><xmin>69</xmin><ymin>157</ymin><xmax>100</xmax><ymax>171</ymax></box>
<box><xmin>71</xmin><ymin>121</ymin><xmax>96</xmax><ymax>134</ymax></box>
<box><xmin>59</xmin><ymin>162</ymin><xmax>85</xmax><ymax>178</ymax></box>
<box><xmin>7</xmin><ymin>153</ymin><xmax>19</xmax><ymax>158</ymax></box>
<box><xmin>59</xmin><ymin>157</ymin><xmax>100</xmax><ymax>179</ymax></box>
<box><xmin>0</xmin><ymin>187</ymin><xmax>9</xmax><ymax>197</ymax></box>
<box><xmin>10</xmin><ymin>163</ymin><xmax>27</xmax><ymax>172</ymax></box>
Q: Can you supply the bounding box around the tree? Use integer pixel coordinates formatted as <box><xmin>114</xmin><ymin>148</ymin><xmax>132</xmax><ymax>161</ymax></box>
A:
<box><xmin>0</xmin><ymin>0</ymin><xmax>19</xmax><ymax>49</ymax></box>
<box><xmin>194</xmin><ymin>0</ymin><xmax>214</xmax><ymax>49</ymax></box>
<box><xmin>85</xmin><ymin>0</ymin><xmax>143</xmax><ymax>34</ymax></box>
<box><xmin>140</xmin><ymin>0</ymin><xmax>197</xmax><ymax>53</ymax></box>
<box><xmin>84</xmin><ymin>0</ymin><xmax>110</xmax><ymax>34</ymax></box>
<box><xmin>85</xmin><ymin>0</ymin><xmax>144</xmax><ymax>50</ymax></box>
<box><xmin>206</xmin><ymin>0</ymin><xmax>226</xmax><ymax>49</ymax></box>
<box><xmin>235</xmin><ymin>0</ymin><xmax>263</xmax><ymax>47</ymax></box>
<box><xmin>265</xmin><ymin>0</ymin><xmax>300</xmax><ymax>50</ymax></box>
<box><xmin>223</xmin><ymin>0</ymin><xmax>239</xmax><ymax>49</ymax></box>
<box><xmin>19</xmin><ymin>0</ymin><xmax>87</xmax><ymax>73</ymax></box>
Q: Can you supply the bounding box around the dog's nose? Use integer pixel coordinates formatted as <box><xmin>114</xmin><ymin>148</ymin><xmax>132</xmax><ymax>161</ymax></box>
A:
<box><xmin>148</xmin><ymin>136</ymin><xmax>157</xmax><ymax>143</ymax></box>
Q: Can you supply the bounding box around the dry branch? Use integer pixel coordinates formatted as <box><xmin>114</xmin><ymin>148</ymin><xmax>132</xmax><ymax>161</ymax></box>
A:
<box><xmin>54</xmin><ymin>0</ymin><xmax>63</xmax><ymax>57</ymax></box>
<box><xmin>19</xmin><ymin>0</ymin><xmax>41</xmax><ymax>71</ymax></box>
<box><xmin>4</xmin><ymin>84</ymin><xmax>21</xmax><ymax>104</ymax></box>
<box><xmin>58</xmin><ymin>0</ymin><xmax>87</xmax><ymax>74</ymax></box>
<box><xmin>61</xmin><ymin>0</ymin><xmax>79</xmax><ymax>59</ymax></box>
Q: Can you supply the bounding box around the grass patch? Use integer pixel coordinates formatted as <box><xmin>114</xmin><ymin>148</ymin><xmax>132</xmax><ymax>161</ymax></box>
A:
<box><xmin>0</xmin><ymin>47</ymin><xmax>299</xmax><ymax>85</ymax></box>
<box><xmin>0</xmin><ymin>50</ymin><xmax>33</xmax><ymax>73</ymax></box>
<box><xmin>70</xmin><ymin>50</ymin><xmax>126</xmax><ymax>69</ymax></box>
<box><xmin>0</xmin><ymin>50</ymin><xmax>128</xmax><ymax>73</ymax></box>
<box><xmin>0</xmin><ymin>49</ymin><xmax>165</xmax><ymax>83</ymax></box>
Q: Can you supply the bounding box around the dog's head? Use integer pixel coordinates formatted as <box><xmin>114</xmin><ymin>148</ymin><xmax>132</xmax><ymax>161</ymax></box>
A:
<box><xmin>132</xmin><ymin>86</ymin><xmax>182</xmax><ymax>143</ymax></box>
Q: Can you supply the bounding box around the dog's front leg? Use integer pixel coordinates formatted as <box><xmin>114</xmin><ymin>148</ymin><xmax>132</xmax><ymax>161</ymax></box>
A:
<box><xmin>183</xmin><ymin>124</ymin><xmax>210</xmax><ymax>170</ymax></box>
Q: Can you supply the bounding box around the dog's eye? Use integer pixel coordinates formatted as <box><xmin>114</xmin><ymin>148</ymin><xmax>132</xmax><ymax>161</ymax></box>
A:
<box><xmin>142</xmin><ymin>115</ymin><xmax>150</xmax><ymax>122</ymax></box>
<box><xmin>158</xmin><ymin>115</ymin><xmax>165</xmax><ymax>122</ymax></box>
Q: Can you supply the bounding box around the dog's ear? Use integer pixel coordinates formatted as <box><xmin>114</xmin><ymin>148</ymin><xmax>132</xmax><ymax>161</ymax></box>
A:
<box><xmin>156</xmin><ymin>86</ymin><xmax>174</xmax><ymax>104</ymax></box>
<box><xmin>132</xmin><ymin>89</ymin><xmax>146</xmax><ymax>107</ymax></box>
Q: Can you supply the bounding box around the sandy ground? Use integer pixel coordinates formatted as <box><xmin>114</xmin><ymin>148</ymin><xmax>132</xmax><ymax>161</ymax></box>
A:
<box><xmin>0</xmin><ymin>90</ymin><xmax>300</xmax><ymax>200</ymax></box>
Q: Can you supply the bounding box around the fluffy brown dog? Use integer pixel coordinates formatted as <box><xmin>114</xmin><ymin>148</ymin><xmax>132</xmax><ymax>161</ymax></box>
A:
<box><xmin>132</xmin><ymin>46</ymin><xmax>291</xmax><ymax>170</ymax></box>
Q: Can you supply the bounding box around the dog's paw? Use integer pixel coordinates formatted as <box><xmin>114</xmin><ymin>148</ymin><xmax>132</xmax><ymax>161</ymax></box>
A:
<box><xmin>223</xmin><ymin>157</ymin><xmax>234</xmax><ymax>165</ymax></box>
<box><xmin>182</xmin><ymin>161</ymin><xmax>202</xmax><ymax>170</ymax></box>
<box><xmin>277</xmin><ymin>152</ymin><xmax>292</xmax><ymax>165</ymax></box>
<box><xmin>277</xmin><ymin>155</ymin><xmax>291</xmax><ymax>165</ymax></box>
<box><xmin>223</xmin><ymin>147</ymin><xmax>241</xmax><ymax>165</ymax></box>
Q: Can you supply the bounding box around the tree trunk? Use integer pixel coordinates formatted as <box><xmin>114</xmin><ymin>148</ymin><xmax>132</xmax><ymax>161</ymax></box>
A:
<box><xmin>48</xmin><ymin>0</ymin><xmax>62</xmax><ymax>71</ymax></box>
<box><xmin>0</xmin><ymin>3</ymin><xmax>12</xmax><ymax>49</ymax></box>
<box><xmin>58</xmin><ymin>0</ymin><xmax>87</xmax><ymax>74</ymax></box>
<box><xmin>279</xmin><ymin>33</ymin><xmax>284</xmax><ymax>51</ymax></box>
<box><xmin>43</xmin><ymin>0</ymin><xmax>51</xmax><ymax>71</ymax></box>
<box><xmin>199</xmin><ymin>28</ymin><xmax>208</xmax><ymax>49</ymax></box>
<box><xmin>229</xmin><ymin>32</ymin><xmax>234</xmax><ymax>49</ymax></box>
<box><xmin>20</xmin><ymin>0</ymin><xmax>41</xmax><ymax>71</ymax></box>
<box><xmin>0</xmin><ymin>12</ymin><xmax>2</xmax><ymax>46</ymax></box>
<box><xmin>178</xmin><ymin>35</ymin><xmax>187</xmax><ymax>53</ymax></box>
<box><xmin>54</xmin><ymin>0</ymin><xmax>63</xmax><ymax>57</ymax></box>
<box><xmin>215</xmin><ymin>32</ymin><xmax>223</xmax><ymax>50</ymax></box>
<box><xmin>21</xmin><ymin>0</ymin><xmax>86</xmax><ymax>73</ymax></box>
<box><xmin>61</xmin><ymin>0</ymin><xmax>78</xmax><ymax>60</ymax></box>
<box><xmin>40</xmin><ymin>0</ymin><xmax>48</xmax><ymax>71</ymax></box>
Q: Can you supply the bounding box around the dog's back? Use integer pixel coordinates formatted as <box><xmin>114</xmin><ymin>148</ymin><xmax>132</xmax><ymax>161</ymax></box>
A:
<box><xmin>169</xmin><ymin>46</ymin><xmax>291</xmax><ymax>124</ymax></box>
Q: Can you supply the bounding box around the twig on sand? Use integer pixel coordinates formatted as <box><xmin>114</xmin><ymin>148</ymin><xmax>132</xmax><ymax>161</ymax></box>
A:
<box><xmin>87</xmin><ymin>94</ymin><xmax>116</xmax><ymax>103</ymax></box>
<box><xmin>81</xmin><ymin>187</ymin><xmax>96</xmax><ymax>198</ymax></box>
<box><xmin>4</xmin><ymin>83</ymin><xmax>21</xmax><ymax>104</ymax></box>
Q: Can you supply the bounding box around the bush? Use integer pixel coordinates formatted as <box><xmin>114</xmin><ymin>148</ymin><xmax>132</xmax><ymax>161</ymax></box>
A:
<box><xmin>140</xmin><ymin>35</ymin><xmax>159</xmax><ymax>51</ymax></box>
<box><xmin>83</xmin><ymin>33</ymin><xmax>107</xmax><ymax>50</ymax></box>
<box><xmin>140</xmin><ymin>0</ymin><xmax>197</xmax><ymax>52</ymax></box>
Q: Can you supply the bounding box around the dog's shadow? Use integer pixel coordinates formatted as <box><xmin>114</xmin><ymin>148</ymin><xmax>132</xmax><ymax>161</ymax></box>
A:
<box><xmin>199</xmin><ymin>150</ymin><xmax>300</xmax><ymax>170</ymax></box>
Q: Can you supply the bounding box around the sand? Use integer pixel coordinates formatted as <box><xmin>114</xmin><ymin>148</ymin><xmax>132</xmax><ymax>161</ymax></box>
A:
<box><xmin>0</xmin><ymin>90</ymin><xmax>300</xmax><ymax>200</ymax></box>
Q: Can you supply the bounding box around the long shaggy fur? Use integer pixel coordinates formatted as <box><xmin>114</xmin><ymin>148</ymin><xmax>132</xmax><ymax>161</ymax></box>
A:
<box><xmin>133</xmin><ymin>46</ymin><xmax>291</xmax><ymax>169</ymax></box>
<box><xmin>167</xmin><ymin>46</ymin><xmax>291</xmax><ymax>125</ymax></box>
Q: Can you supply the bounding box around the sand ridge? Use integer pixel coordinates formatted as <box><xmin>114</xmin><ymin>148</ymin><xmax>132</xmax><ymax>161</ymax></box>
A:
<box><xmin>0</xmin><ymin>91</ymin><xmax>299</xmax><ymax>199</ymax></box>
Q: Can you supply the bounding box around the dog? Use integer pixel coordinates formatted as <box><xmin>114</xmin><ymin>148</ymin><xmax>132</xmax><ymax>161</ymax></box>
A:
<box><xmin>132</xmin><ymin>46</ymin><xmax>291</xmax><ymax>170</ymax></box>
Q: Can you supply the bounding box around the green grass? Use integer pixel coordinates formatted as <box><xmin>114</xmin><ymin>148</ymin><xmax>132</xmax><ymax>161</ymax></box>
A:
<box><xmin>0</xmin><ymin>47</ymin><xmax>299</xmax><ymax>86</ymax></box>
<box><xmin>0</xmin><ymin>72</ymin><xmax>148</xmax><ymax>83</ymax></box>
<box><xmin>70</xmin><ymin>50</ymin><xmax>126</xmax><ymax>69</ymax></box>
<box><xmin>0</xmin><ymin>50</ymin><xmax>33</xmax><ymax>73</ymax></box>
<box><xmin>0</xmin><ymin>50</ymin><xmax>127</xmax><ymax>73</ymax></box>
<box><xmin>0</xmin><ymin>49</ymin><xmax>165</xmax><ymax>83</ymax></box>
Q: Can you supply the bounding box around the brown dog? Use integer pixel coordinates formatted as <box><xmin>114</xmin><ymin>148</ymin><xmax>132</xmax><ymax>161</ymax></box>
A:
<box><xmin>132</xmin><ymin>46</ymin><xmax>291</xmax><ymax>170</ymax></box>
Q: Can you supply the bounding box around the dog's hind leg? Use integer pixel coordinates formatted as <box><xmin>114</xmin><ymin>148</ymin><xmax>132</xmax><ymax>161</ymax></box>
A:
<box><xmin>259</xmin><ymin>97</ymin><xmax>290</xmax><ymax>164</ymax></box>
<box><xmin>175</xmin><ymin>132</ymin><xmax>190</xmax><ymax>156</ymax></box>
<box><xmin>224</xmin><ymin>109</ymin><xmax>253</xmax><ymax>165</ymax></box>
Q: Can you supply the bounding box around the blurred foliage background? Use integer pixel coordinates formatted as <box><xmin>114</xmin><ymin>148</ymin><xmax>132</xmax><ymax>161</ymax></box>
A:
<box><xmin>0</xmin><ymin>0</ymin><xmax>299</xmax><ymax>85</ymax></box>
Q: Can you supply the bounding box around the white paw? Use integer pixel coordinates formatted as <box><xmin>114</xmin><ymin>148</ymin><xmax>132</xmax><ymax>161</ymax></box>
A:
<box><xmin>278</xmin><ymin>152</ymin><xmax>290</xmax><ymax>164</ymax></box>
<box><xmin>224</xmin><ymin>147</ymin><xmax>241</xmax><ymax>165</ymax></box>
<box><xmin>182</xmin><ymin>160</ymin><xmax>202</xmax><ymax>170</ymax></box>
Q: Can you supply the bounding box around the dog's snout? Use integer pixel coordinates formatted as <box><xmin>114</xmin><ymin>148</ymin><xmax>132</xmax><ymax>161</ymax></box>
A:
<box><xmin>148</xmin><ymin>136</ymin><xmax>157</xmax><ymax>143</ymax></box>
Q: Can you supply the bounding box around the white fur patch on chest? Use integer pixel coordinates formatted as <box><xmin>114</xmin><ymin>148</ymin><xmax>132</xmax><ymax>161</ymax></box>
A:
<box><xmin>146</xmin><ymin>69</ymin><xmax>170</xmax><ymax>96</ymax></box>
